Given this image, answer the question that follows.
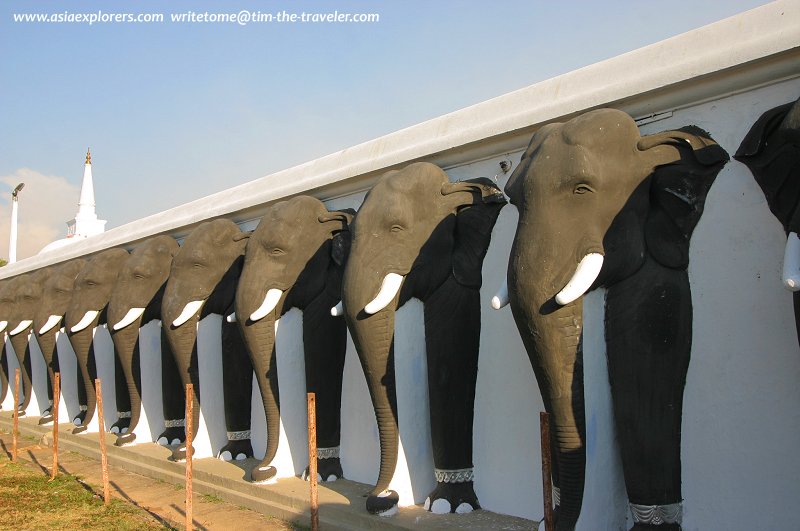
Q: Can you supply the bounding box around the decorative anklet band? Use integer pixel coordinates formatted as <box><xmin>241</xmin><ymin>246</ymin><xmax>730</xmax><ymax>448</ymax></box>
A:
<box><xmin>552</xmin><ymin>486</ymin><xmax>561</xmax><ymax>506</ymax></box>
<box><xmin>117</xmin><ymin>411</ymin><xmax>132</xmax><ymax>418</ymax></box>
<box><xmin>79</xmin><ymin>405</ymin><xmax>88</xmax><ymax>412</ymax></box>
<box><xmin>164</xmin><ymin>418</ymin><xmax>185</xmax><ymax>428</ymax></box>
<box><xmin>227</xmin><ymin>430</ymin><xmax>251</xmax><ymax>440</ymax></box>
<box><xmin>434</xmin><ymin>467</ymin><xmax>474</xmax><ymax>483</ymax></box>
<box><xmin>630</xmin><ymin>502</ymin><xmax>682</xmax><ymax>525</ymax></box>
<box><xmin>316</xmin><ymin>446</ymin><xmax>340</xmax><ymax>459</ymax></box>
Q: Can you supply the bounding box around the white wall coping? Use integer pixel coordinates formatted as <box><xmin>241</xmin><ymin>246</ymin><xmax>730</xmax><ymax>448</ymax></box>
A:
<box><xmin>3</xmin><ymin>0</ymin><xmax>798</xmax><ymax>278</ymax></box>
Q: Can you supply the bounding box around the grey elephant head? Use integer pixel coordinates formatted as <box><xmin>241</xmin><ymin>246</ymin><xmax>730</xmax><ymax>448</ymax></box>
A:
<box><xmin>503</xmin><ymin>108</ymin><xmax>728</xmax><ymax>530</ymax></box>
<box><xmin>161</xmin><ymin>219</ymin><xmax>250</xmax><ymax>454</ymax></box>
<box><xmin>235</xmin><ymin>195</ymin><xmax>352</xmax><ymax>482</ymax></box>
<box><xmin>341</xmin><ymin>162</ymin><xmax>505</xmax><ymax>514</ymax></box>
<box><xmin>64</xmin><ymin>248</ymin><xmax>130</xmax><ymax>431</ymax></box>
<box><xmin>107</xmin><ymin>235</ymin><xmax>180</xmax><ymax>444</ymax></box>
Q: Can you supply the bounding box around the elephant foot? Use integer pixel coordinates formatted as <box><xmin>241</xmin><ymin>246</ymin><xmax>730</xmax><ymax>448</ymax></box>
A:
<box><xmin>366</xmin><ymin>490</ymin><xmax>400</xmax><ymax>516</ymax></box>
<box><xmin>114</xmin><ymin>432</ymin><xmax>137</xmax><ymax>447</ymax></box>
<box><xmin>217</xmin><ymin>439</ymin><xmax>254</xmax><ymax>461</ymax></box>
<box><xmin>38</xmin><ymin>408</ymin><xmax>54</xmax><ymax>425</ymax></box>
<box><xmin>424</xmin><ymin>480</ymin><xmax>480</xmax><ymax>514</ymax></box>
<box><xmin>251</xmin><ymin>464</ymin><xmax>278</xmax><ymax>484</ymax></box>
<box><xmin>16</xmin><ymin>407</ymin><xmax>26</xmax><ymax>417</ymax></box>
<box><xmin>72</xmin><ymin>425</ymin><xmax>88</xmax><ymax>435</ymax></box>
<box><xmin>109</xmin><ymin>415</ymin><xmax>131</xmax><ymax>435</ymax></box>
<box><xmin>73</xmin><ymin>409</ymin><xmax>87</xmax><ymax>426</ymax></box>
<box><xmin>631</xmin><ymin>525</ymin><xmax>681</xmax><ymax>531</ymax></box>
<box><xmin>302</xmin><ymin>457</ymin><xmax>343</xmax><ymax>482</ymax></box>
<box><xmin>156</xmin><ymin>426</ymin><xmax>185</xmax><ymax>447</ymax></box>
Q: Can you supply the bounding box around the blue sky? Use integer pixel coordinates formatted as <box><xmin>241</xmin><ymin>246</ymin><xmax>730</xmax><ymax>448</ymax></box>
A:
<box><xmin>0</xmin><ymin>0</ymin><xmax>769</xmax><ymax>259</ymax></box>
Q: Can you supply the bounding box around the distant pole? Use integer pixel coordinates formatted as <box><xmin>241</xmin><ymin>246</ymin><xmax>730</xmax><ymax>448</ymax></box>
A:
<box><xmin>185</xmin><ymin>384</ymin><xmax>193</xmax><ymax>531</ymax></box>
<box><xmin>95</xmin><ymin>379</ymin><xmax>110</xmax><ymax>505</ymax></box>
<box><xmin>8</xmin><ymin>182</ymin><xmax>24</xmax><ymax>264</ymax></box>
<box><xmin>307</xmin><ymin>393</ymin><xmax>319</xmax><ymax>531</ymax></box>
<box><xmin>51</xmin><ymin>373</ymin><xmax>60</xmax><ymax>480</ymax></box>
<box><xmin>540</xmin><ymin>412</ymin><xmax>554</xmax><ymax>531</ymax></box>
<box><xmin>12</xmin><ymin>368</ymin><xmax>20</xmax><ymax>462</ymax></box>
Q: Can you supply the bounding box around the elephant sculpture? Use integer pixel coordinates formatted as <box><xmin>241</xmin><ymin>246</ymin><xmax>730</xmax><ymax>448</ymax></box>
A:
<box><xmin>234</xmin><ymin>196</ymin><xmax>352</xmax><ymax>483</ymax></box>
<box><xmin>735</xmin><ymin>96</ymin><xmax>800</xmax><ymax>343</ymax></box>
<box><xmin>341</xmin><ymin>162</ymin><xmax>506</xmax><ymax>515</ymax></box>
<box><xmin>6</xmin><ymin>269</ymin><xmax>51</xmax><ymax>417</ymax></box>
<box><xmin>495</xmin><ymin>108</ymin><xmax>728</xmax><ymax>530</ymax></box>
<box><xmin>107</xmin><ymin>235</ymin><xmax>185</xmax><ymax>446</ymax></box>
<box><xmin>161</xmin><ymin>219</ymin><xmax>254</xmax><ymax>461</ymax></box>
<box><xmin>0</xmin><ymin>276</ymin><xmax>22</xmax><ymax>411</ymax></box>
<box><xmin>33</xmin><ymin>259</ymin><xmax>86</xmax><ymax>424</ymax></box>
<box><xmin>64</xmin><ymin>248</ymin><xmax>131</xmax><ymax>434</ymax></box>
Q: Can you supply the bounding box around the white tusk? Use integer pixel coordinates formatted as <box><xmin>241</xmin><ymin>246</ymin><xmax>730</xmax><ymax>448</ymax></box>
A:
<box><xmin>71</xmin><ymin>310</ymin><xmax>99</xmax><ymax>333</ymax></box>
<box><xmin>39</xmin><ymin>315</ymin><xmax>63</xmax><ymax>335</ymax></box>
<box><xmin>0</xmin><ymin>320</ymin><xmax>6</xmax><ymax>333</ymax></box>
<box><xmin>172</xmin><ymin>300</ymin><xmax>205</xmax><ymax>328</ymax></box>
<box><xmin>226</xmin><ymin>312</ymin><xmax>236</xmax><ymax>323</ymax></box>
<box><xmin>364</xmin><ymin>273</ymin><xmax>404</xmax><ymax>315</ymax></box>
<box><xmin>783</xmin><ymin>232</ymin><xmax>800</xmax><ymax>292</ymax></box>
<box><xmin>330</xmin><ymin>301</ymin><xmax>344</xmax><ymax>317</ymax></box>
<box><xmin>555</xmin><ymin>253</ymin><xmax>604</xmax><ymax>306</ymax></box>
<box><xmin>9</xmin><ymin>319</ymin><xmax>33</xmax><ymax>336</ymax></box>
<box><xmin>250</xmin><ymin>289</ymin><xmax>283</xmax><ymax>322</ymax></box>
<box><xmin>491</xmin><ymin>278</ymin><xmax>509</xmax><ymax>310</ymax></box>
<box><xmin>112</xmin><ymin>307</ymin><xmax>146</xmax><ymax>331</ymax></box>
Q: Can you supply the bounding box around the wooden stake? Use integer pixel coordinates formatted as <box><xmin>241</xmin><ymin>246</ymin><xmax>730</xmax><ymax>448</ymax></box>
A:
<box><xmin>185</xmin><ymin>384</ymin><xmax>193</xmax><ymax>531</ymax></box>
<box><xmin>307</xmin><ymin>392</ymin><xmax>319</xmax><ymax>531</ymax></box>
<box><xmin>51</xmin><ymin>372</ymin><xmax>60</xmax><ymax>480</ymax></box>
<box><xmin>95</xmin><ymin>379</ymin><xmax>110</xmax><ymax>505</ymax></box>
<box><xmin>12</xmin><ymin>368</ymin><xmax>19</xmax><ymax>463</ymax></box>
<box><xmin>540</xmin><ymin>411</ymin><xmax>554</xmax><ymax>531</ymax></box>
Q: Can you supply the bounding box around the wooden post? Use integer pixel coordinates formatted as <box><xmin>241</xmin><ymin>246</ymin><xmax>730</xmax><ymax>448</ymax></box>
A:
<box><xmin>307</xmin><ymin>392</ymin><xmax>319</xmax><ymax>531</ymax></box>
<box><xmin>185</xmin><ymin>384</ymin><xmax>193</xmax><ymax>531</ymax></box>
<box><xmin>12</xmin><ymin>368</ymin><xmax>19</xmax><ymax>463</ymax></box>
<box><xmin>540</xmin><ymin>411</ymin><xmax>554</xmax><ymax>531</ymax></box>
<box><xmin>51</xmin><ymin>373</ymin><xmax>60</xmax><ymax>480</ymax></box>
<box><xmin>95</xmin><ymin>379</ymin><xmax>110</xmax><ymax>506</ymax></box>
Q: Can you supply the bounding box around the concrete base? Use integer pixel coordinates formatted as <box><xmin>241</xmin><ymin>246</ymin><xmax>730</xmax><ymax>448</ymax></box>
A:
<box><xmin>0</xmin><ymin>412</ymin><xmax>537</xmax><ymax>530</ymax></box>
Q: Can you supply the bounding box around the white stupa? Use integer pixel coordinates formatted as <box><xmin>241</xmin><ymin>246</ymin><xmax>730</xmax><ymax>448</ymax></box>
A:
<box><xmin>39</xmin><ymin>148</ymin><xmax>107</xmax><ymax>254</ymax></box>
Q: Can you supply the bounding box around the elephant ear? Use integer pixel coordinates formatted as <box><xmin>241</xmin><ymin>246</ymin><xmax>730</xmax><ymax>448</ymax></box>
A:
<box><xmin>734</xmin><ymin>98</ymin><xmax>800</xmax><ymax>234</ymax></box>
<box><xmin>640</xmin><ymin>126</ymin><xmax>730</xmax><ymax>269</ymax></box>
<box><xmin>442</xmin><ymin>178</ymin><xmax>507</xmax><ymax>288</ymax></box>
<box><xmin>326</xmin><ymin>209</ymin><xmax>355</xmax><ymax>267</ymax></box>
<box><xmin>232</xmin><ymin>230</ymin><xmax>252</xmax><ymax>255</ymax></box>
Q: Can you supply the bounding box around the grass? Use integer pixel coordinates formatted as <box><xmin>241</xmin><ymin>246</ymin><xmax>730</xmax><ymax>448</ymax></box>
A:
<box><xmin>0</xmin><ymin>455</ymin><xmax>173</xmax><ymax>530</ymax></box>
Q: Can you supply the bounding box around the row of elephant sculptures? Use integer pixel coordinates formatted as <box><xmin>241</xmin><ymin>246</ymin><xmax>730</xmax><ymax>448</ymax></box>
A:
<box><xmin>1</xmin><ymin>101</ymin><xmax>798</xmax><ymax>529</ymax></box>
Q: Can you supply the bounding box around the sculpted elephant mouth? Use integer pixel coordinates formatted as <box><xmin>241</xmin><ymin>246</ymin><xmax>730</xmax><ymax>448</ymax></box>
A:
<box><xmin>39</xmin><ymin>314</ymin><xmax>63</xmax><ymax>334</ymax></box>
<box><xmin>9</xmin><ymin>319</ymin><xmax>33</xmax><ymax>336</ymax></box>
<box><xmin>112</xmin><ymin>307</ymin><xmax>146</xmax><ymax>331</ymax></box>
<box><xmin>71</xmin><ymin>310</ymin><xmax>99</xmax><ymax>333</ymax></box>
<box><xmin>172</xmin><ymin>299</ymin><xmax>205</xmax><ymax>327</ymax></box>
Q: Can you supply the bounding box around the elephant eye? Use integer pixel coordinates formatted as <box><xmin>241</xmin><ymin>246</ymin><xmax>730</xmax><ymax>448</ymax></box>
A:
<box><xmin>390</xmin><ymin>224</ymin><xmax>404</xmax><ymax>233</ymax></box>
<box><xmin>271</xmin><ymin>248</ymin><xmax>285</xmax><ymax>256</ymax></box>
<box><xmin>574</xmin><ymin>184</ymin><xmax>594</xmax><ymax>195</ymax></box>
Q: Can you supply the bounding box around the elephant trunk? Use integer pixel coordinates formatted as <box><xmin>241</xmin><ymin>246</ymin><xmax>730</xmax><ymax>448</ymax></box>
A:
<box><xmin>9</xmin><ymin>332</ymin><xmax>33</xmax><ymax>411</ymax></box>
<box><xmin>164</xmin><ymin>320</ymin><xmax>200</xmax><ymax>441</ymax></box>
<box><xmin>35</xmin><ymin>331</ymin><xmax>58</xmax><ymax>404</ymax></box>
<box><xmin>238</xmin><ymin>313</ymin><xmax>281</xmax><ymax>481</ymax></box>
<box><xmin>111</xmin><ymin>324</ymin><xmax>143</xmax><ymax>438</ymax></box>
<box><xmin>69</xmin><ymin>326</ymin><xmax>97</xmax><ymax>428</ymax></box>
<box><xmin>509</xmin><ymin>273</ymin><xmax>586</xmax><ymax>530</ymax></box>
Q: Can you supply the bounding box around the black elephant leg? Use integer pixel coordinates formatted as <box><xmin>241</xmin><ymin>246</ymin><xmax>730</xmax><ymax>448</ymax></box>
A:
<box><xmin>793</xmin><ymin>291</ymin><xmax>800</xmax><ymax>347</ymax></box>
<box><xmin>421</xmin><ymin>276</ymin><xmax>480</xmax><ymax>514</ymax></box>
<box><xmin>18</xmin><ymin>343</ymin><xmax>35</xmax><ymax>415</ymax></box>
<box><xmin>0</xmin><ymin>343</ymin><xmax>8</xmax><ymax>408</ymax></box>
<box><xmin>158</xmin><ymin>327</ymin><xmax>185</xmax><ymax>446</ymax></box>
<box><xmin>110</xmin><ymin>345</ymin><xmax>133</xmax><ymax>435</ymax></box>
<box><xmin>606</xmin><ymin>259</ymin><xmax>690</xmax><ymax>531</ymax></box>
<box><xmin>217</xmin><ymin>318</ymin><xmax>254</xmax><ymax>461</ymax></box>
<box><xmin>301</xmin><ymin>293</ymin><xmax>347</xmax><ymax>482</ymax></box>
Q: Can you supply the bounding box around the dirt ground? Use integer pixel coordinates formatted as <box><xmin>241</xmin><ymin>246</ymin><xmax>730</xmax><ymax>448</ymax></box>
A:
<box><xmin>0</xmin><ymin>428</ymin><xmax>302</xmax><ymax>531</ymax></box>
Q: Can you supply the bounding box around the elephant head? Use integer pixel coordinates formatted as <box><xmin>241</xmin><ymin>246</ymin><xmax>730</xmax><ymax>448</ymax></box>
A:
<box><xmin>64</xmin><ymin>248</ymin><xmax>130</xmax><ymax>433</ymax></box>
<box><xmin>107</xmin><ymin>235</ymin><xmax>180</xmax><ymax>445</ymax></box>
<box><xmin>235</xmin><ymin>195</ymin><xmax>352</xmax><ymax>483</ymax></box>
<box><xmin>500</xmin><ymin>108</ymin><xmax>728</xmax><ymax>530</ymax></box>
<box><xmin>6</xmin><ymin>268</ymin><xmax>51</xmax><ymax>416</ymax></box>
<box><xmin>735</xmin><ymin>96</ymin><xmax>800</xmax><ymax>343</ymax></box>
<box><xmin>161</xmin><ymin>218</ymin><xmax>250</xmax><ymax>460</ymax></box>
<box><xmin>341</xmin><ymin>162</ymin><xmax>505</xmax><ymax>514</ymax></box>
<box><xmin>32</xmin><ymin>259</ymin><xmax>86</xmax><ymax>423</ymax></box>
